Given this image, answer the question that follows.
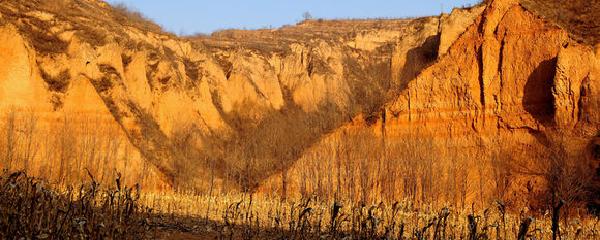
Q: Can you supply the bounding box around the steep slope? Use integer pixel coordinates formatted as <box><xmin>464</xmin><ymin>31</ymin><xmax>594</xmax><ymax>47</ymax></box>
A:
<box><xmin>257</xmin><ymin>0</ymin><xmax>600</xmax><ymax>207</ymax></box>
<box><xmin>0</xmin><ymin>0</ymin><xmax>457</xmax><ymax>190</ymax></box>
<box><xmin>384</xmin><ymin>0</ymin><xmax>600</xmax><ymax>206</ymax></box>
<box><xmin>0</xmin><ymin>0</ymin><xmax>170</xmax><ymax>189</ymax></box>
<box><xmin>521</xmin><ymin>0</ymin><xmax>600</xmax><ymax>45</ymax></box>
<box><xmin>388</xmin><ymin>0</ymin><xmax>599</xmax><ymax>141</ymax></box>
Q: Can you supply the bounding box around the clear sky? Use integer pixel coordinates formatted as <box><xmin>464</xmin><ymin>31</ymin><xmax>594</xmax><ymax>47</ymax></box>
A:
<box><xmin>105</xmin><ymin>0</ymin><xmax>481</xmax><ymax>35</ymax></box>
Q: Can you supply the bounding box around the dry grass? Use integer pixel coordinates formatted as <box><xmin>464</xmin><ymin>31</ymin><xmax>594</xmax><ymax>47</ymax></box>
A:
<box><xmin>0</xmin><ymin>109</ymin><xmax>167</xmax><ymax>191</ymax></box>
<box><xmin>110</xmin><ymin>2</ymin><xmax>165</xmax><ymax>34</ymax></box>
<box><xmin>37</xmin><ymin>68</ymin><xmax>71</xmax><ymax>110</ymax></box>
<box><xmin>35</xmin><ymin>0</ymin><xmax>167</xmax><ymax>36</ymax></box>
<box><xmin>183</xmin><ymin>58</ymin><xmax>201</xmax><ymax>82</ymax></box>
<box><xmin>0</xmin><ymin>0</ymin><xmax>174</xmax><ymax>58</ymax></box>
<box><xmin>10</xmin><ymin>17</ymin><xmax>69</xmax><ymax>55</ymax></box>
<box><xmin>520</xmin><ymin>0</ymin><xmax>600</xmax><ymax>45</ymax></box>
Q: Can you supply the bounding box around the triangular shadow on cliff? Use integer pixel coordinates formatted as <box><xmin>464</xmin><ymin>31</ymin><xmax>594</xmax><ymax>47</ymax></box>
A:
<box><xmin>188</xmin><ymin>34</ymin><xmax>444</xmax><ymax>193</ymax></box>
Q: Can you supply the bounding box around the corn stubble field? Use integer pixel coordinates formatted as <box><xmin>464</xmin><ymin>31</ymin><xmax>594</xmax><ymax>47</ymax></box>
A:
<box><xmin>0</xmin><ymin>107</ymin><xmax>596</xmax><ymax>239</ymax></box>
<box><xmin>0</xmin><ymin>112</ymin><xmax>598</xmax><ymax>239</ymax></box>
<box><xmin>0</xmin><ymin>171</ymin><xmax>598</xmax><ymax>239</ymax></box>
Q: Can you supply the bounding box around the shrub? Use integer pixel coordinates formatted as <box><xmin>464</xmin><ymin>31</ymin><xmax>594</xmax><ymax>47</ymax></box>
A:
<box><xmin>19</xmin><ymin>18</ymin><xmax>69</xmax><ymax>55</ymax></box>
<box><xmin>110</xmin><ymin>3</ymin><xmax>164</xmax><ymax>34</ymax></box>
<box><xmin>39</xmin><ymin>69</ymin><xmax>71</xmax><ymax>93</ymax></box>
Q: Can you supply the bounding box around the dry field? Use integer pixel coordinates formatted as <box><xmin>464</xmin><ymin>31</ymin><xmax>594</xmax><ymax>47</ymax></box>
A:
<box><xmin>145</xmin><ymin>192</ymin><xmax>600</xmax><ymax>240</ymax></box>
<box><xmin>0</xmin><ymin>110</ymin><xmax>598</xmax><ymax>239</ymax></box>
<box><xmin>1</xmin><ymin>172</ymin><xmax>598</xmax><ymax>239</ymax></box>
<box><xmin>0</xmin><ymin>171</ymin><xmax>156</xmax><ymax>239</ymax></box>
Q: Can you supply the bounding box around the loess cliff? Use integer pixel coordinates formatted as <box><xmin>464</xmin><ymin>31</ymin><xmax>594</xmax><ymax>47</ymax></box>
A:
<box><xmin>0</xmin><ymin>0</ymin><xmax>444</xmax><ymax>190</ymax></box>
<box><xmin>0</xmin><ymin>0</ymin><xmax>597</xmax><ymax>208</ymax></box>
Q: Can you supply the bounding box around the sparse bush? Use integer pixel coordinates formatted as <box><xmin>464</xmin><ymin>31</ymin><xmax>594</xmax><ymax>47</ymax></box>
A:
<box><xmin>110</xmin><ymin>3</ymin><xmax>164</xmax><ymax>34</ymax></box>
<box><xmin>95</xmin><ymin>64</ymin><xmax>119</xmax><ymax>93</ymax></box>
<box><xmin>121</xmin><ymin>53</ymin><xmax>133</xmax><ymax>68</ymax></box>
<box><xmin>0</xmin><ymin>110</ymin><xmax>598</xmax><ymax>239</ymax></box>
<box><xmin>39</xmin><ymin>69</ymin><xmax>71</xmax><ymax>93</ymax></box>
<box><xmin>183</xmin><ymin>58</ymin><xmax>201</xmax><ymax>82</ymax></box>
<box><xmin>18</xmin><ymin>18</ymin><xmax>69</xmax><ymax>55</ymax></box>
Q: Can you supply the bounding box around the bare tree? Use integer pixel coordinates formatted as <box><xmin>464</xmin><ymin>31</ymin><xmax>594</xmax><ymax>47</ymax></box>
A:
<box><xmin>543</xmin><ymin>137</ymin><xmax>593</xmax><ymax>212</ymax></box>
<box><xmin>4</xmin><ymin>108</ymin><xmax>17</xmax><ymax>170</ymax></box>
<box><xmin>57</xmin><ymin>115</ymin><xmax>77</xmax><ymax>185</ymax></box>
<box><xmin>302</xmin><ymin>11</ymin><xmax>313</xmax><ymax>21</ymax></box>
<box><xmin>511</xmin><ymin>133</ymin><xmax>596</xmax><ymax>213</ymax></box>
<box><xmin>490</xmin><ymin>141</ymin><xmax>513</xmax><ymax>203</ymax></box>
<box><xmin>21</xmin><ymin>110</ymin><xmax>38</xmax><ymax>172</ymax></box>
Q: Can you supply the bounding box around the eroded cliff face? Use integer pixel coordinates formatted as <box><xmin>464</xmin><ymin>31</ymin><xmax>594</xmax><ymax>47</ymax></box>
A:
<box><xmin>0</xmin><ymin>0</ymin><xmax>597</xmax><ymax>206</ymax></box>
<box><xmin>258</xmin><ymin>0</ymin><xmax>600</xmax><ymax>207</ymax></box>
<box><xmin>388</xmin><ymin>0</ymin><xmax>599</xmax><ymax>140</ymax></box>
<box><xmin>384</xmin><ymin>0</ymin><xmax>599</xmax><ymax>205</ymax></box>
<box><xmin>0</xmin><ymin>0</ymin><xmax>452</xmax><ymax>190</ymax></box>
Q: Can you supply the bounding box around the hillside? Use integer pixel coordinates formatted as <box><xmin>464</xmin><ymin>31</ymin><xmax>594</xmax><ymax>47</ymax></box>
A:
<box><xmin>0</xmin><ymin>0</ymin><xmax>449</xmax><ymax>191</ymax></box>
<box><xmin>0</xmin><ymin>0</ymin><xmax>597</xmax><ymax>211</ymax></box>
<box><xmin>257</xmin><ymin>0</ymin><xmax>600</xmax><ymax>208</ymax></box>
<box><xmin>521</xmin><ymin>0</ymin><xmax>600</xmax><ymax>45</ymax></box>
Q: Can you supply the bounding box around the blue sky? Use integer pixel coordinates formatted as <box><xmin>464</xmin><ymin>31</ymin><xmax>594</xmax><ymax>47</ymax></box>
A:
<box><xmin>105</xmin><ymin>0</ymin><xmax>481</xmax><ymax>35</ymax></box>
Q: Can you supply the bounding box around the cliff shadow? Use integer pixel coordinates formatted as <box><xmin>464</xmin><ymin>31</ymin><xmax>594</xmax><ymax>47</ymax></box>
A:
<box><xmin>201</xmin><ymin>100</ymin><xmax>347</xmax><ymax>192</ymax></box>
<box><xmin>118</xmin><ymin>34</ymin><xmax>444</xmax><ymax>193</ymax></box>
<box><xmin>396</xmin><ymin>35</ymin><xmax>440</xmax><ymax>91</ymax></box>
<box><xmin>198</xmin><ymin>34</ymin><xmax>444</xmax><ymax>192</ymax></box>
<box><xmin>523</xmin><ymin>58</ymin><xmax>557</xmax><ymax>126</ymax></box>
<box><xmin>589</xmin><ymin>135</ymin><xmax>600</xmax><ymax>214</ymax></box>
